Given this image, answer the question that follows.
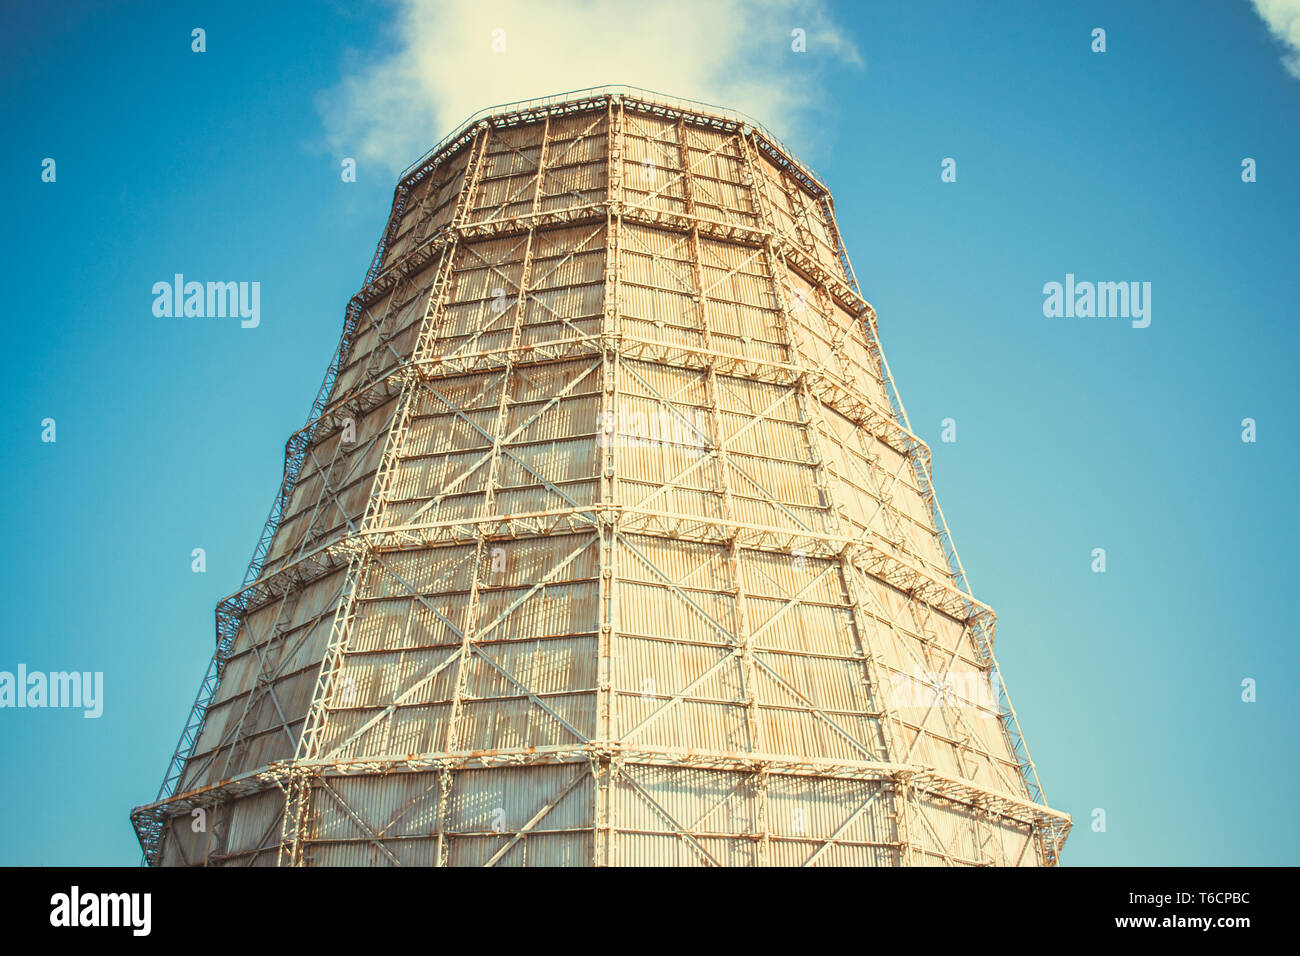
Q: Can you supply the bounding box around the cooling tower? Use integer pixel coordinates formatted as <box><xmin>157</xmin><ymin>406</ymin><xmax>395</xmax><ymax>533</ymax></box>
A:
<box><xmin>132</xmin><ymin>86</ymin><xmax>1070</xmax><ymax>866</ymax></box>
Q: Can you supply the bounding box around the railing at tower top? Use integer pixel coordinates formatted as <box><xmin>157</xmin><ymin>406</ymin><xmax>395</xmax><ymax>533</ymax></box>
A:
<box><xmin>398</xmin><ymin>84</ymin><xmax>829</xmax><ymax>195</ymax></box>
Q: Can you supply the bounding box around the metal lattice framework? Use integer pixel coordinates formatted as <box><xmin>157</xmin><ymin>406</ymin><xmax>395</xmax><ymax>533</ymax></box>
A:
<box><xmin>131</xmin><ymin>86</ymin><xmax>1070</xmax><ymax>867</ymax></box>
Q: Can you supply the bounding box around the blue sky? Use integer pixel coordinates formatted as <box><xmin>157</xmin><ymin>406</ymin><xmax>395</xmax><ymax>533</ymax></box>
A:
<box><xmin>1</xmin><ymin>0</ymin><xmax>1297</xmax><ymax>866</ymax></box>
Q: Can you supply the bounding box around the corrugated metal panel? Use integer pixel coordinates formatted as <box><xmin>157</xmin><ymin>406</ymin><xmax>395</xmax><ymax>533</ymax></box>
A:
<box><xmin>479</xmin><ymin>639</ymin><xmax>597</xmax><ymax>696</ymax></box>
<box><xmin>729</xmin><ymin>453</ymin><xmax>822</xmax><ymax>506</ymax></box>
<box><xmin>509</xmin><ymin>396</ymin><xmax>599</xmax><ymax>442</ymax></box>
<box><xmin>222</xmin><ymin>789</ymin><xmax>284</xmax><ymax>856</ymax></box>
<box><xmin>159</xmin><ymin>816</ymin><xmax>211</xmax><ymax>865</ymax></box>
<box><xmin>617</xmin><ymin>534</ymin><xmax>724</xmax><ymax>583</ymax></box>
<box><xmin>747</xmin><ymin>600</ymin><xmax>854</xmax><ymax>657</ymax></box>
<box><xmin>544</xmin><ymin>134</ymin><xmax>607</xmax><ymax>170</ymax></box>
<box><xmin>527</xmin><ymin>249</ymin><xmax>601</xmax><ymax>296</ymax></box>
<box><xmin>538</xmin><ymin>165</ymin><xmax>606</xmax><ymax>207</ymax></box>
<box><xmin>497</xmin><ymin>437</ymin><xmax>597</xmax><ymax>485</ymax></box>
<box><xmin>619</xmin><ymin>359</ymin><xmax>707</xmax><ymax>402</ymax></box>
<box><xmin>616</xmin><ymin>582</ymin><xmax>732</xmax><ymax>647</ymax></box>
<box><xmin>754</xmin><ymin>651</ymin><xmax>872</xmax><ymax>714</ymax></box>
<box><xmin>765</xmin><ymin>774</ymin><xmax>894</xmax><ymax>841</ymax></box>
<box><xmin>614</xmin><ymin>765</ymin><xmax>755</xmax><ymax>831</ymax></box>
<box><xmin>611</xmin><ymin>635</ymin><xmax>741</xmax><ymax>698</ymax></box>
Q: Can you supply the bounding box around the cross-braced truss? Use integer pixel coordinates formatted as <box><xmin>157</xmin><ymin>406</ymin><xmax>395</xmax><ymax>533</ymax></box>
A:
<box><xmin>132</xmin><ymin>87</ymin><xmax>1069</xmax><ymax>867</ymax></box>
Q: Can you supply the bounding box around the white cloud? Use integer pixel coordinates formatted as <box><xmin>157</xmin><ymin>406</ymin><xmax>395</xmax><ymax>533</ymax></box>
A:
<box><xmin>318</xmin><ymin>0</ymin><xmax>862</xmax><ymax>174</ymax></box>
<box><xmin>1251</xmin><ymin>0</ymin><xmax>1300</xmax><ymax>79</ymax></box>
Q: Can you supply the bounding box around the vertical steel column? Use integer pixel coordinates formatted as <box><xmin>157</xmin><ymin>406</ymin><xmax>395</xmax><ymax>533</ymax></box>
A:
<box><xmin>595</xmin><ymin>95</ymin><xmax>625</xmax><ymax>865</ymax></box>
<box><xmin>437</xmin><ymin>119</ymin><xmax>544</xmax><ymax>864</ymax></box>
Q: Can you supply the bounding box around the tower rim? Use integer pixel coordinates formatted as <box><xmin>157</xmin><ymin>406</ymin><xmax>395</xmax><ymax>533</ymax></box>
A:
<box><xmin>399</xmin><ymin>83</ymin><xmax>828</xmax><ymax>197</ymax></box>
